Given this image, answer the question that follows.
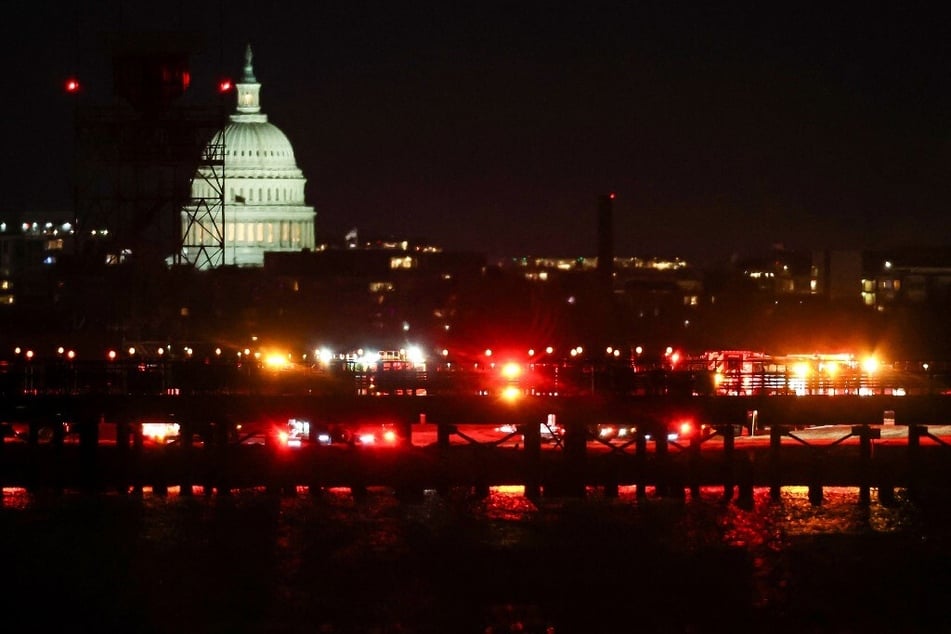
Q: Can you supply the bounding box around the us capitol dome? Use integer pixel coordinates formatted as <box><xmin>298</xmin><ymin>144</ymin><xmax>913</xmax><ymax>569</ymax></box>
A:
<box><xmin>181</xmin><ymin>45</ymin><xmax>315</xmax><ymax>268</ymax></box>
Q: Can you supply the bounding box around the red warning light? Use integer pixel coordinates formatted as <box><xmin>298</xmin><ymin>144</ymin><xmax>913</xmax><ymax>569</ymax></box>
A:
<box><xmin>64</xmin><ymin>77</ymin><xmax>81</xmax><ymax>93</ymax></box>
<box><xmin>218</xmin><ymin>78</ymin><xmax>233</xmax><ymax>93</ymax></box>
<box><xmin>609</xmin><ymin>192</ymin><xmax>616</xmax><ymax>200</ymax></box>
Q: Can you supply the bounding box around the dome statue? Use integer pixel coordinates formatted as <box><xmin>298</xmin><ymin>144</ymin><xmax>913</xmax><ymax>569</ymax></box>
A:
<box><xmin>181</xmin><ymin>45</ymin><xmax>316</xmax><ymax>268</ymax></box>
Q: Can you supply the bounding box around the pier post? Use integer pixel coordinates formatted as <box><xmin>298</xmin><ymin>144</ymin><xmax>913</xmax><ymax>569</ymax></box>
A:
<box><xmin>737</xmin><ymin>453</ymin><xmax>754</xmax><ymax>509</ymax></box>
<box><xmin>907</xmin><ymin>425</ymin><xmax>924</xmax><ymax>501</ymax></box>
<box><xmin>721</xmin><ymin>424</ymin><xmax>735</xmax><ymax>502</ymax></box>
<box><xmin>808</xmin><ymin>453</ymin><xmax>823</xmax><ymax>506</ymax></box>
<box><xmin>265</xmin><ymin>428</ymin><xmax>280</xmax><ymax>496</ymax></box>
<box><xmin>132</xmin><ymin>422</ymin><xmax>144</xmax><ymax>495</ymax></box>
<box><xmin>522</xmin><ymin>420</ymin><xmax>541</xmax><ymax>501</ymax></box>
<box><xmin>0</xmin><ymin>422</ymin><xmax>4</xmax><ymax>501</ymax></box>
<box><xmin>635</xmin><ymin>428</ymin><xmax>648</xmax><ymax>500</ymax></box>
<box><xmin>655</xmin><ymin>426</ymin><xmax>670</xmax><ymax>497</ymax></box>
<box><xmin>854</xmin><ymin>425</ymin><xmax>879</xmax><ymax>505</ymax></box>
<box><xmin>52</xmin><ymin>414</ymin><xmax>65</xmax><ymax>495</ymax></box>
<box><xmin>433</xmin><ymin>421</ymin><xmax>454</xmax><ymax>498</ymax></box>
<box><xmin>180</xmin><ymin>420</ymin><xmax>194</xmax><ymax>497</ymax></box>
<box><xmin>79</xmin><ymin>415</ymin><xmax>100</xmax><ymax>494</ymax></box>
<box><xmin>563</xmin><ymin>419</ymin><xmax>587</xmax><ymax>498</ymax></box>
<box><xmin>115</xmin><ymin>416</ymin><xmax>130</xmax><ymax>494</ymax></box>
<box><xmin>26</xmin><ymin>419</ymin><xmax>40</xmax><ymax>493</ymax></box>
<box><xmin>211</xmin><ymin>421</ymin><xmax>231</xmax><ymax>496</ymax></box>
<box><xmin>688</xmin><ymin>432</ymin><xmax>702</xmax><ymax>499</ymax></box>
<box><xmin>769</xmin><ymin>425</ymin><xmax>783</xmax><ymax>502</ymax></box>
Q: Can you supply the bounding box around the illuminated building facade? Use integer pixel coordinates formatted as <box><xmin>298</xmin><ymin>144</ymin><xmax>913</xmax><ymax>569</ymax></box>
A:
<box><xmin>860</xmin><ymin>248</ymin><xmax>951</xmax><ymax>310</ymax></box>
<box><xmin>0</xmin><ymin>216</ymin><xmax>73</xmax><ymax>306</ymax></box>
<box><xmin>181</xmin><ymin>46</ymin><xmax>315</xmax><ymax>268</ymax></box>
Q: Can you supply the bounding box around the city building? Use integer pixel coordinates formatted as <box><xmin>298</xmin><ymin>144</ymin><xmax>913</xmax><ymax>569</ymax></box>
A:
<box><xmin>181</xmin><ymin>46</ymin><xmax>316</xmax><ymax>268</ymax></box>
<box><xmin>861</xmin><ymin>248</ymin><xmax>951</xmax><ymax>310</ymax></box>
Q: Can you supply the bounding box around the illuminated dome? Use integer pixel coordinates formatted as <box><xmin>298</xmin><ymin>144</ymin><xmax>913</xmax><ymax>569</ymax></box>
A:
<box><xmin>181</xmin><ymin>45</ymin><xmax>316</xmax><ymax>269</ymax></box>
<box><xmin>213</xmin><ymin>121</ymin><xmax>299</xmax><ymax>172</ymax></box>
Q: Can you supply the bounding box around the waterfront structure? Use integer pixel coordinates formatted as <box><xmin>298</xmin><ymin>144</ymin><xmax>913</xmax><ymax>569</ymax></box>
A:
<box><xmin>181</xmin><ymin>46</ymin><xmax>316</xmax><ymax>268</ymax></box>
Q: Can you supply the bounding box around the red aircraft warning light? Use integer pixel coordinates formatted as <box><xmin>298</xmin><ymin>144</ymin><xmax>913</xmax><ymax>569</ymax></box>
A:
<box><xmin>218</xmin><ymin>78</ymin><xmax>234</xmax><ymax>93</ymax></box>
<box><xmin>64</xmin><ymin>77</ymin><xmax>81</xmax><ymax>93</ymax></box>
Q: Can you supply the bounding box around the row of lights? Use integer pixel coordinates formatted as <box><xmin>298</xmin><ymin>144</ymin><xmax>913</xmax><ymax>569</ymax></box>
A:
<box><xmin>65</xmin><ymin>77</ymin><xmax>237</xmax><ymax>95</ymax></box>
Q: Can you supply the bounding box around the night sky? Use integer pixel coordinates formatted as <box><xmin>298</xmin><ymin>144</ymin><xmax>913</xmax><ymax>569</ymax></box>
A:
<box><xmin>2</xmin><ymin>1</ymin><xmax>949</xmax><ymax>265</ymax></box>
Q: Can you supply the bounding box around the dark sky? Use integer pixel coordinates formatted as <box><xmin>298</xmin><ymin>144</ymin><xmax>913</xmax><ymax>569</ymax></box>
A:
<box><xmin>2</xmin><ymin>1</ymin><xmax>949</xmax><ymax>264</ymax></box>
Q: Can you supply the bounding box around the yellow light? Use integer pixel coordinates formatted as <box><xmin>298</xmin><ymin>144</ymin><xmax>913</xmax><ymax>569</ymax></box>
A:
<box><xmin>501</xmin><ymin>362</ymin><xmax>521</xmax><ymax>380</ymax></box>
<box><xmin>714</xmin><ymin>372</ymin><xmax>724</xmax><ymax>386</ymax></box>
<box><xmin>862</xmin><ymin>356</ymin><xmax>879</xmax><ymax>375</ymax></box>
<box><xmin>823</xmin><ymin>361</ymin><xmax>839</xmax><ymax>376</ymax></box>
<box><xmin>501</xmin><ymin>385</ymin><xmax>522</xmax><ymax>401</ymax></box>
<box><xmin>793</xmin><ymin>362</ymin><xmax>810</xmax><ymax>378</ymax></box>
<box><xmin>265</xmin><ymin>353</ymin><xmax>288</xmax><ymax>369</ymax></box>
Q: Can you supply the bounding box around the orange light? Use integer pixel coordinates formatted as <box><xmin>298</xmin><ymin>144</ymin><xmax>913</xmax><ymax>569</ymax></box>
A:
<box><xmin>679</xmin><ymin>421</ymin><xmax>693</xmax><ymax>436</ymax></box>
<box><xmin>107</xmin><ymin>350</ymin><xmax>117</xmax><ymax>361</ymax></box>
<box><xmin>66</xmin><ymin>350</ymin><xmax>76</xmax><ymax>360</ymax></box>
<box><xmin>382</xmin><ymin>429</ymin><xmax>397</xmax><ymax>444</ymax></box>
<box><xmin>64</xmin><ymin>77</ymin><xmax>80</xmax><ymax>93</ymax></box>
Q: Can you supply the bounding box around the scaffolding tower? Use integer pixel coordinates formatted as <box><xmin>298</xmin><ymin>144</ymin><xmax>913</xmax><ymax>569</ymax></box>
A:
<box><xmin>72</xmin><ymin>32</ymin><xmax>227</xmax><ymax>269</ymax></box>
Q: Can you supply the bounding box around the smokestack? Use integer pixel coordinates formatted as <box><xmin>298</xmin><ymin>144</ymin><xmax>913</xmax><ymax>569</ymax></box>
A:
<box><xmin>597</xmin><ymin>193</ymin><xmax>615</xmax><ymax>286</ymax></box>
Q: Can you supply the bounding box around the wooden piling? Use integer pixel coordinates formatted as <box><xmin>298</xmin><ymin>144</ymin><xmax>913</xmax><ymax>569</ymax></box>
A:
<box><xmin>721</xmin><ymin>424</ymin><xmax>735</xmax><ymax>502</ymax></box>
<box><xmin>769</xmin><ymin>425</ymin><xmax>783</xmax><ymax>502</ymax></box>
<box><xmin>635</xmin><ymin>429</ymin><xmax>647</xmax><ymax>500</ymax></box>
<box><xmin>522</xmin><ymin>420</ymin><xmax>541</xmax><ymax>501</ymax></box>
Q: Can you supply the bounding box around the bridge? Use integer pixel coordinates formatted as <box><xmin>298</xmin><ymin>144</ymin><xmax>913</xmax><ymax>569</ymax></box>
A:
<box><xmin>3</xmin><ymin>392</ymin><xmax>951</xmax><ymax>504</ymax></box>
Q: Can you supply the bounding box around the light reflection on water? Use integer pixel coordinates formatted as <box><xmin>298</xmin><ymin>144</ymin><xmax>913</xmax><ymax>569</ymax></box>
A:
<box><xmin>2</xmin><ymin>484</ymin><xmax>949</xmax><ymax>633</ymax></box>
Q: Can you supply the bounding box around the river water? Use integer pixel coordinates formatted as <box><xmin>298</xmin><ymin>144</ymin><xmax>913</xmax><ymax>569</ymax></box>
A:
<box><xmin>2</xmin><ymin>484</ymin><xmax>950</xmax><ymax>633</ymax></box>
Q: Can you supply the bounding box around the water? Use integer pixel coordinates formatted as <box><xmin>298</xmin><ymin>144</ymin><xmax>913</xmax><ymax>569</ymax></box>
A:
<box><xmin>2</xmin><ymin>485</ymin><xmax>950</xmax><ymax>633</ymax></box>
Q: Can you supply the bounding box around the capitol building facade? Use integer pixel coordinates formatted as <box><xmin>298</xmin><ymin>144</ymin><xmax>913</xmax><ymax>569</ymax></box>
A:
<box><xmin>182</xmin><ymin>46</ymin><xmax>315</xmax><ymax>268</ymax></box>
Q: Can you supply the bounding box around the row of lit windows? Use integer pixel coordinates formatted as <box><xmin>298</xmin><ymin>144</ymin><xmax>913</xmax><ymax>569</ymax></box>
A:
<box><xmin>231</xmin><ymin>186</ymin><xmax>299</xmax><ymax>203</ymax></box>
<box><xmin>193</xmin><ymin>183</ymin><xmax>302</xmax><ymax>204</ymax></box>
<box><xmin>227</xmin><ymin>149</ymin><xmax>289</xmax><ymax>158</ymax></box>
<box><xmin>186</xmin><ymin>221</ymin><xmax>310</xmax><ymax>247</ymax></box>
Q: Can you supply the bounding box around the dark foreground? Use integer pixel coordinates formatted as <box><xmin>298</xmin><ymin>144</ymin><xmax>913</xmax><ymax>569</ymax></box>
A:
<box><xmin>2</xmin><ymin>484</ymin><xmax>951</xmax><ymax>634</ymax></box>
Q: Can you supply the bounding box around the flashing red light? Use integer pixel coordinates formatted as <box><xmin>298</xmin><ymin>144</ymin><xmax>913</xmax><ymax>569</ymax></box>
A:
<box><xmin>64</xmin><ymin>77</ymin><xmax>81</xmax><ymax>93</ymax></box>
<box><xmin>609</xmin><ymin>192</ymin><xmax>616</xmax><ymax>199</ymax></box>
<box><xmin>679</xmin><ymin>421</ymin><xmax>694</xmax><ymax>437</ymax></box>
<box><xmin>218</xmin><ymin>78</ymin><xmax>233</xmax><ymax>93</ymax></box>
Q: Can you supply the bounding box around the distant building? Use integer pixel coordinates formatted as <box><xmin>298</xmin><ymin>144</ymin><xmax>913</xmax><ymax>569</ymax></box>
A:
<box><xmin>861</xmin><ymin>248</ymin><xmax>951</xmax><ymax>310</ymax></box>
<box><xmin>737</xmin><ymin>247</ymin><xmax>817</xmax><ymax>296</ymax></box>
<box><xmin>0</xmin><ymin>216</ymin><xmax>73</xmax><ymax>306</ymax></box>
<box><xmin>181</xmin><ymin>46</ymin><xmax>315</xmax><ymax>268</ymax></box>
